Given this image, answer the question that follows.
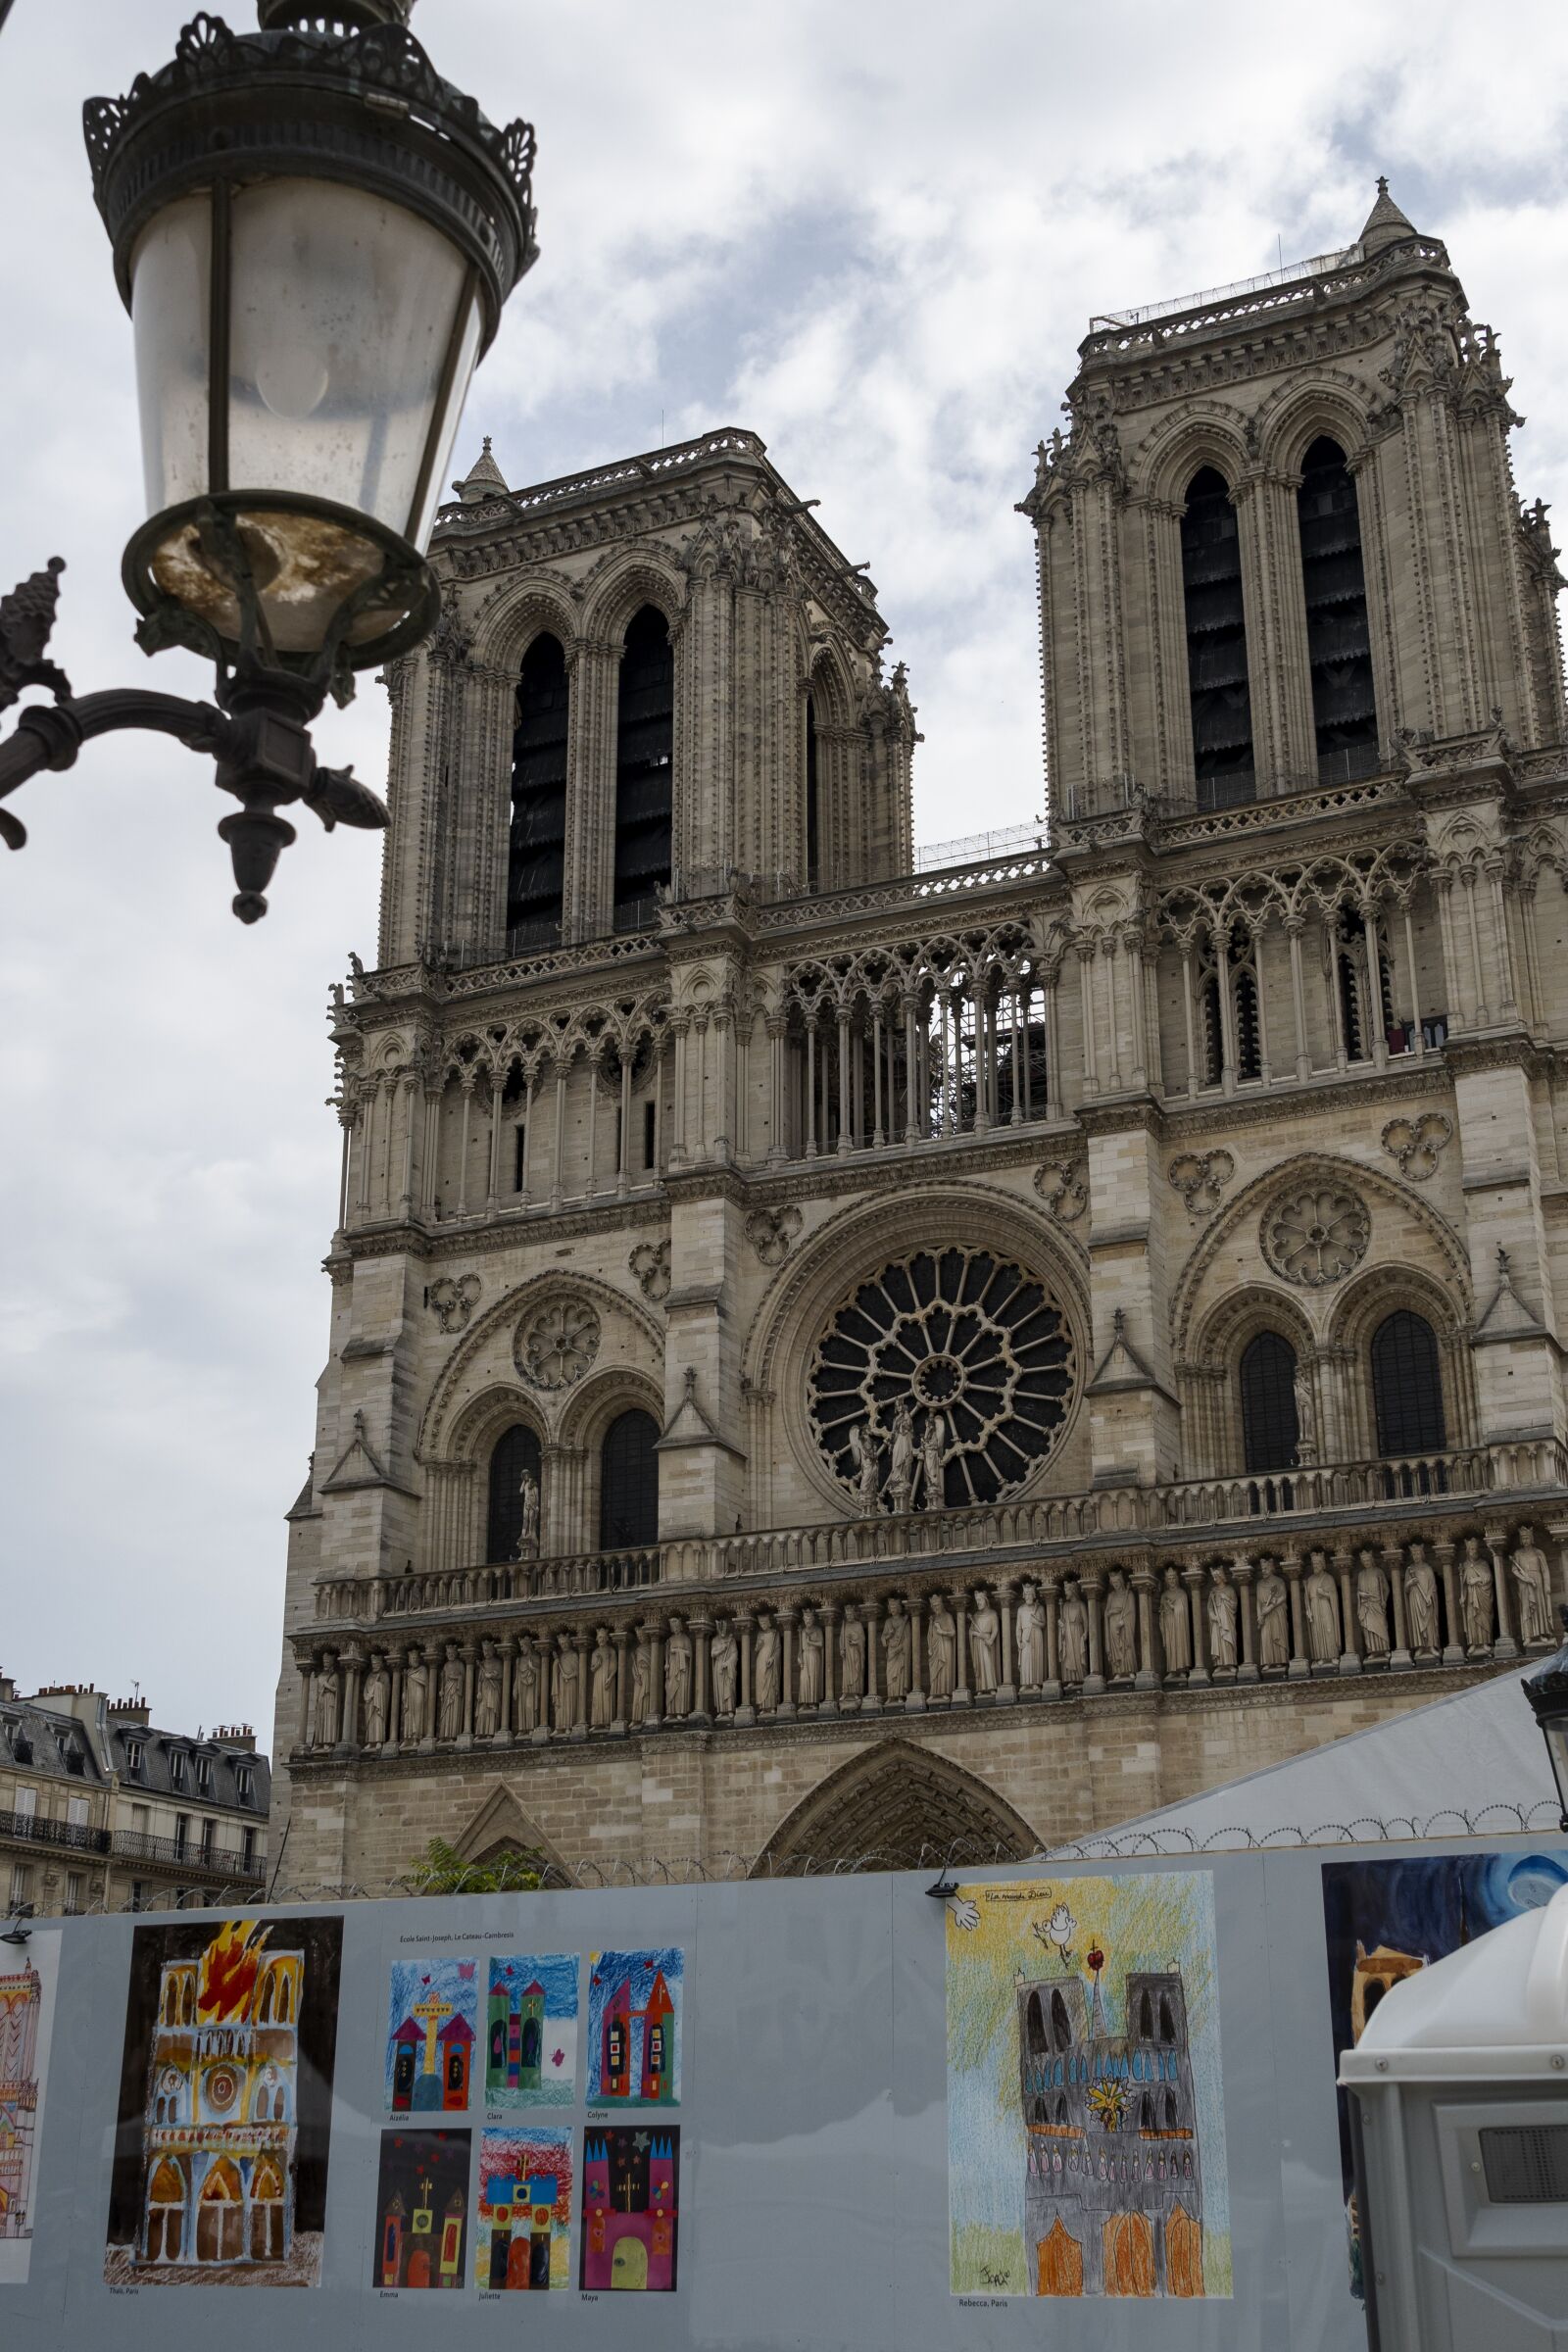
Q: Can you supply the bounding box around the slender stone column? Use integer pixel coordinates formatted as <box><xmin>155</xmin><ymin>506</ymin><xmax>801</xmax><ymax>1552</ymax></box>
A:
<box><xmin>338</xmin><ymin>1646</ymin><xmax>362</xmax><ymax>1754</ymax></box>
<box><xmin>571</xmin><ymin>1632</ymin><xmax>590</xmax><ymax>1740</ymax></box>
<box><xmin>386</xmin><ymin>1650</ymin><xmax>403</xmax><ymax>1747</ymax></box>
<box><xmin>996</xmin><ymin>1580</ymin><xmax>1017</xmax><ymax>1704</ymax></box>
<box><xmin>690</xmin><ymin>1614</ymin><xmax>712</xmax><ymax>1727</ymax></box>
<box><xmin>951</xmin><ymin>1590</ymin><xmax>972</xmax><ymax>1705</ymax></box>
<box><xmin>734</xmin><ymin>1610</ymin><xmax>755</xmax><ymax>1727</ymax></box>
<box><xmin>1132</xmin><ymin>1569</ymin><xmax>1159</xmax><ymax>1691</ymax></box>
<box><xmin>778</xmin><ymin>1606</ymin><xmax>799</xmax><ymax>1720</ymax></box>
<box><xmin>907</xmin><ymin>1599</ymin><xmax>925</xmax><ymax>1711</ymax></box>
<box><xmin>1234</xmin><ymin>1559</ymin><xmax>1258</xmax><ymax>1684</ymax></box>
<box><xmin>1282</xmin><ymin>1548</ymin><xmax>1309</xmax><ymax>1680</ymax></box>
<box><xmin>612</xmin><ymin>1626</ymin><xmax>631</xmax><ymax>1737</ymax></box>
<box><xmin>1434</xmin><ymin>1539</ymin><xmax>1464</xmax><ymax>1665</ymax></box>
<box><xmin>458</xmin><ymin>1642</ymin><xmax>476</xmax><ymax>1749</ymax></box>
<box><xmin>1183</xmin><ymin>1567</ymin><xmax>1209</xmax><ymax>1687</ymax></box>
<box><xmin>646</xmin><ymin>1626</ymin><xmax>664</xmax><ymax>1732</ymax></box>
<box><xmin>857</xmin><ymin>1599</ymin><xmax>878</xmax><ymax>1711</ymax></box>
<box><xmin>819</xmin><ymin>1602</ymin><xmax>840</xmax><ymax>1717</ymax></box>
<box><xmin>617</xmin><ymin>1049</ymin><xmax>632</xmax><ymax>1197</ymax></box>
<box><xmin>1044</xmin><ymin>1575</ymin><xmax>1062</xmax><ymax>1697</ymax></box>
<box><xmin>528</xmin><ymin>1637</ymin><xmax>551</xmax><ymax>1745</ymax></box>
<box><xmin>1081</xmin><ymin>1571</ymin><xmax>1106</xmax><ymax>1696</ymax></box>
<box><xmin>1385</xmin><ymin>1544</ymin><xmax>1413</xmax><ymax>1672</ymax></box>
<box><xmin>1485</xmin><ymin>1523</ymin><xmax>1521</xmax><ymax>1659</ymax></box>
<box><xmin>1335</xmin><ymin>1546</ymin><xmax>1361</xmax><ymax>1674</ymax></box>
<box><xmin>498</xmin><ymin>1637</ymin><xmax>514</xmax><ymax>1744</ymax></box>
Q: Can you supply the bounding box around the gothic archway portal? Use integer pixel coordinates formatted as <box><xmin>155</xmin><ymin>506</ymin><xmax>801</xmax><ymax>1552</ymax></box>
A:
<box><xmin>751</xmin><ymin>1738</ymin><xmax>1039</xmax><ymax>1874</ymax></box>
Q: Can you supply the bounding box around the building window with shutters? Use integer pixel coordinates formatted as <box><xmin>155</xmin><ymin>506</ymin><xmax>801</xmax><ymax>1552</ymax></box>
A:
<box><xmin>613</xmin><ymin>607</ymin><xmax>673</xmax><ymax>931</ymax></box>
<box><xmin>1298</xmin><ymin>436</ymin><xmax>1378</xmax><ymax>783</ymax></box>
<box><xmin>510</xmin><ymin>631</ymin><xmax>569</xmax><ymax>951</ymax></box>
<box><xmin>65</xmin><ymin>1870</ymin><xmax>83</xmax><ymax>1914</ymax></box>
<box><xmin>1181</xmin><ymin>466</ymin><xmax>1255</xmax><ymax>809</ymax></box>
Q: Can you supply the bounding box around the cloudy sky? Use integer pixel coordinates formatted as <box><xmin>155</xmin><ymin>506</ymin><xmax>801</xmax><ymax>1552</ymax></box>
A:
<box><xmin>4</xmin><ymin>0</ymin><xmax>1568</xmax><ymax>1746</ymax></box>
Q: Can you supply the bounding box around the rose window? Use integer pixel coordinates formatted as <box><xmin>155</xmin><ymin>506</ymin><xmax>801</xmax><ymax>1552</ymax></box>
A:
<box><xmin>807</xmin><ymin>1247</ymin><xmax>1076</xmax><ymax>1508</ymax></box>
<box><xmin>516</xmin><ymin>1296</ymin><xmax>601</xmax><ymax>1390</ymax></box>
<box><xmin>1260</xmin><ymin>1185</ymin><xmax>1371</xmax><ymax>1287</ymax></box>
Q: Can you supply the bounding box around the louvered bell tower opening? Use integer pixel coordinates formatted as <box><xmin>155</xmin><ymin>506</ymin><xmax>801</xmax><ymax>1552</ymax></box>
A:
<box><xmin>1298</xmin><ymin>436</ymin><xmax>1379</xmax><ymax>783</ymax></box>
<box><xmin>509</xmin><ymin>633</ymin><xmax>568</xmax><ymax>951</ymax></box>
<box><xmin>1181</xmin><ymin>467</ymin><xmax>1255</xmax><ymax>811</ymax></box>
<box><xmin>613</xmin><ymin>606</ymin><xmax>674</xmax><ymax>931</ymax></box>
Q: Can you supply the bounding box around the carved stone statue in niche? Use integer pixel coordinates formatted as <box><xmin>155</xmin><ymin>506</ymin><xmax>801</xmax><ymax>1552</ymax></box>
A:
<box><xmin>315</xmin><ymin>1654</ymin><xmax>340</xmax><ymax>1747</ymax></box>
<box><xmin>1404</xmin><ymin>1543</ymin><xmax>1440</xmax><ymax>1655</ymax></box>
<box><xmin>514</xmin><ymin>1642</ymin><xmax>538</xmax><ymax>1735</ymax></box>
<box><xmin>664</xmin><ymin>1617</ymin><xmax>693</xmax><ymax>1718</ymax></box>
<box><xmin>926</xmin><ymin>1597</ymin><xmax>956</xmax><ymax>1699</ymax></box>
<box><xmin>711</xmin><ymin>1620</ymin><xmax>738</xmax><ymax>1716</ymax></box>
<box><xmin>799</xmin><ymin>1607</ymin><xmax>825</xmax><ymax>1706</ymax></box>
<box><xmin>1058</xmin><ymin>1578</ymin><xmax>1089</xmax><ymax>1687</ymax></box>
<box><xmin>849</xmin><ymin>1421</ymin><xmax>882</xmax><ymax>1517</ymax></box>
<box><xmin>920</xmin><ymin>1409</ymin><xmax>949</xmax><ymax>1510</ymax></box>
<box><xmin>1355</xmin><ymin>1548</ymin><xmax>1391</xmax><ymax>1660</ymax></box>
<box><xmin>1158</xmin><ymin>1567</ymin><xmax>1191</xmax><ymax>1675</ymax></box>
<box><xmin>590</xmin><ymin>1631</ymin><xmax>616</xmax><ymax>1729</ymax></box>
<box><xmin>1015</xmin><ymin>1582</ymin><xmax>1046</xmax><ymax>1689</ymax></box>
<box><xmin>839</xmin><ymin>1608</ymin><xmax>866</xmax><ymax>1704</ymax></box>
<box><xmin>1293</xmin><ymin>1362</ymin><xmax>1317</xmax><ymax>1465</ymax></box>
<box><xmin>886</xmin><ymin>1399</ymin><xmax>915</xmax><ymax>1516</ymax></box>
<box><xmin>553</xmin><ymin>1631</ymin><xmax>580</xmax><ymax>1730</ymax></box>
<box><xmin>755</xmin><ymin>1613</ymin><xmax>781</xmax><ymax>1711</ymax></box>
<box><xmin>1511</xmin><ymin>1524</ymin><xmax>1554</xmax><ymax>1645</ymax></box>
<box><xmin>474</xmin><ymin>1640</ymin><xmax>503</xmax><ymax>1738</ymax></box>
<box><xmin>630</xmin><ymin>1628</ymin><xmax>650</xmax><ymax>1728</ymax></box>
<box><xmin>882</xmin><ymin>1597</ymin><xmax>912</xmax><ymax>1701</ymax></box>
<box><xmin>437</xmin><ymin>1643</ymin><xmax>466</xmax><ymax>1740</ymax></box>
<box><xmin>1207</xmin><ymin>1566</ymin><xmax>1238</xmax><ymax>1674</ymax></box>
<box><xmin>1103</xmin><ymin>1568</ymin><xmax>1137</xmax><ymax>1681</ymax></box>
<box><xmin>1460</xmin><ymin>1537</ymin><xmax>1495</xmax><ymax>1652</ymax></box>
<box><xmin>969</xmin><ymin>1590</ymin><xmax>1001</xmax><ymax>1693</ymax></box>
<box><xmin>363</xmin><ymin>1652</ymin><xmax>390</xmax><ymax>1745</ymax></box>
<box><xmin>514</xmin><ymin>1467</ymin><xmax>540</xmax><ymax>1559</ymax></box>
<box><xmin>402</xmin><ymin>1646</ymin><xmax>428</xmax><ymax>1741</ymax></box>
<box><xmin>1255</xmin><ymin>1563</ymin><xmax>1289</xmax><ymax>1672</ymax></box>
<box><xmin>1304</xmin><ymin>1551</ymin><xmax>1341</xmax><ymax>1664</ymax></box>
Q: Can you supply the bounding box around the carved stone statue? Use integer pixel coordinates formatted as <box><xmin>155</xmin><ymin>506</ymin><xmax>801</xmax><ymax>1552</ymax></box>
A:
<box><xmin>402</xmin><ymin>1646</ymin><xmax>428</xmax><ymax>1741</ymax></box>
<box><xmin>437</xmin><ymin>1643</ymin><xmax>466</xmax><ymax>1741</ymax></box>
<box><xmin>755</xmin><ymin>1614</ymin><xmax>781</xmax><ymax>1711</ymax></box>
<box><xmin>1461</xmin><ymin>1536</ymin><xmax>1495</xmax><ymax>1652</ymax></box>
<box><xmin>315</xmin><ymin>1654</ymin><xmax>341</xmax><ymax>1747</ymax></box>
<box><xmin>1255</xmin><ymin>1564</ymin><xmax>1289</xmax><ymax>1672</ymax></box>
<box><xmin>514</xmin><ymin>1641</ymin><xmax>538</xmax><ymax>1735</ymax></box>
<box><xmin>664</xmin><ymin>1617</ymin><xmax>693</xmax><ymax>1718</ymax></box>
<box><xmin>554</xmin><ymin>1631</ymin><xmax>580</xmax><ymax>1730</ymax></box>
<box><xmin>1059</xmin><ymin>1579</ymin><xmax>1089</xmax><ymax>1687</ymax></box>
<box><xmin>1207</xmin><ymin>1566</ymin><xmax>1239</xmax><ymax>1672</ymax></box>
<box><xmin>799</xmin><ymin>1607</ymin><xmax>825</xmax><ymax>1706</ymax></box>
<box><xmin>514</xmin><ymin>1467</ymin><xmax>540</xmax><ymax>1558</ymax></box>
<box><xmin>886</xmin><ymin>1399</ymin><xmax>915</xmax><ymax>1515</ymax></box>
<box><xmin>1293</xmin><ymin>1362</ymin><xmax>1317</xmax><ymax>1464</ymax></box>
<box><xmin>474</xmin><ymin>1640</ymin><xmax>503</xmax><ymax>1738</ymax></box>
<box><xmin>1103</xmin><ymin>1568</ymin><xmax>1137</xmax><ymax>1681</ymax></box>
<box><xmin>1355</xmin><ymin>1548</ymin><xmax>1391</xmax><ymax>1660</ymax></box>
<box><xmin>711</xmin><ymin>1620</ymin><xmax>738</xmax><ymax>1716</ymax></box>
<box><xmin>630</xmin><ymin>1628</ymin><xmax>650</xmax><ymax>1728</ymax></box>
<box><xmin>849</xmin><ymin>1421</ymin><xmax>882</xmax><ymax>1516</ymax></box>
<box><xmin>969</xmin><ymin>1591</ymin><xmax>1001</xmax><ymax>1693</ymax></box>
<box><xmin>1305</xmin><ymin>1551</ymin><xmax>1341</xmax><ymax>1665</ymax></box>
<box><xmin>1511</xmin><ymin>1524</ymin><xmax>1554</xmax><ymax>1645</ymax></box>
<box><xmin>882</xmin><ymin>1597</ymin><xmax>912</xmax><ymax>1701</ymax></box>
<box><xmin>839</xmin><ymin>1609</ymin><xmax>866</xmax><ymax>1703</ymax></box>
<box><xmin>590</xmin><ymin>1631</ymin><xmax>616</xmax><ymax>1729</ymax></box>
<box><xmin>1158</xmin><ymin>1567</ymin><xmax>1191</xmax><ymax>1675</ymax></box>
<box><xmin>363</xmin><ymin>1652</ymin><xmax>390</xmax><ymax>1745</ymax></box>
<box><xmin>926</xmin><ymin>1598</ymin><xmax>956</xmax><ymax>1699</ymax></box>
<box><xmin>920</xmin><ymin>1408</ymin><xmax>949</xmax><ymax>1510</ymax></box>
<box><xmin>1015</xmin><ymin>1582</ymin><xmax>1046</xmax><ymax>1688</ymax></box>
<box><xmin>1404</xmin><ymin>1543</ymin><xmax>1440</xmax><ymax>1655</ymax></box>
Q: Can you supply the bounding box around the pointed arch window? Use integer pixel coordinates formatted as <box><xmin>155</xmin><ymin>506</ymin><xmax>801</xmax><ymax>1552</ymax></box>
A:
<box><xmin>1371</xmin><ymin>1310</ymin><xmax>1446</xmax><ymax>1458</ymax></box>
<box><xmin>1240</xmin><ymin>1332</ymin><xmax>1300</xmax><ymax>1473</ymax></box>
<box><xmin>487</xmin><ymin>1423</ymin><xmax>542</xmax><ymax>1563</ymax></box>
<box><xmin>806</xmin><ymin>691</ymin><xmax>821</xmax><ymax>888</ymax></box>
<box><xmin>599</xmin><ymin>1407</ymin><xmax>660</xmax><ymax>1550</ymax></box>
<box><xmin>1298</xmin><ymin>436</ymin><xmax>1378</xmax><ymax>781</ymax></box>
<box><xmin>1181</xmin><ymin>466</ymin><xmax>1255</xmax><ymax>809</ymax></box>
<box><xmin>613</xmin><ymin>606</ymin><xmax>673</xmax><ymax>930</ymax></box>
<box><xmin>509</xmin><ymin>632</ymin><xmax>568</xmax><ymax>950</ymax></box>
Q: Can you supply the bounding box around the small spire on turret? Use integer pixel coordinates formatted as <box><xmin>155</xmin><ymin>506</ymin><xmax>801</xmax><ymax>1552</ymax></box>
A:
<box><xmin>453</xmin><ymin>435</ymin><xmax>510</xmax><ymax>504</ymax></box>
<box><xmin>1359</xmin><ymin>174</ymin><xmax>1418</xmax><ymax>256</ymax></box>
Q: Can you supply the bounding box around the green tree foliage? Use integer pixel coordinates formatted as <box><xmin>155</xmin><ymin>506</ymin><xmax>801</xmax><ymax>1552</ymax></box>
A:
<box><xmin>410</xmin><ymin>1837</ymin><xmax>544</xmax><ymax>1893</ymax></box>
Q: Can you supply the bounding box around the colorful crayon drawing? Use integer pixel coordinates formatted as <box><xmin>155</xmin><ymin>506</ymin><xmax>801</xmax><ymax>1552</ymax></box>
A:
<box><xmin>1321</xmin><ymin>1847</ymin><xmax>1568</xmax><ymax>2297</ymax></box>
<box><xmin>373</xmin><ymin>2128</ymin><xmax>470</xmax><ymax>2288</ymax></box>
<box><xmin>104</xmin><ymin>1913</ymin><xmax>343</xmax><ymax>2287</ymax></box>
<box><xmin>475</xmin><ymin>2126</ymin><xmax>572</xmax><ymax>2288</ymax></box>
<box><xmin>947</xmin><ymin>1874</ymin><xmax>1231</xmax><ymax>2300</ymax></box>
<box><xmin>580</xmin><ymin>2127</ymin><xmax>678</xmax><ymax>2290</ymax></box>
<box><xmin>386</xmin><ymin>1953</ymin><xmax>478</xmax><ymax>2112</ymax></box>
<box><xmin>485</xmin><ymin>1954</ymin><xmax>578</xmax><ymax>2107</ymax></box>
<box><xmin>0</xmin><ymin>1927</ymin><xmax>59</xmax><ymax>2284</ymax></box>
<box><xmin>587</xmin><ymin>1948</ymin><xmax>681</xmax><ymax>2106</ymax></box>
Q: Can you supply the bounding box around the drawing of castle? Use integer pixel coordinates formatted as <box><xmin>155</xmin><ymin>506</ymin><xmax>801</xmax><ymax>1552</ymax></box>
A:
<box><xmin>0</xmin><ymin>1962</ymin><xmax>41</xmax><ymax>2244</ymax></box>
<box><xmin>488</xmin><ymin>1974</ymin><xmax>545</xmax><ymax>2096</ymax></box>
<box><xmin>580</xmin><ymin>2129</ymin><xmax>678</xmax><ymax>2290</ymax></box>
<box><xmin>391</xmin><ymin>1995</ymin><xmax>473</xmax><ymax>2111</ymax></box>
<box><xmin>1017</xmin><ymin>1966</ymin><xmax>1203</xmax><ymax>2297</ymax></box>
<box><xmin>598</xmin><ymin>1969</ymin><xmax>674</xmax><ymax>2102</ymax></box>
<box><xmin>134</xmin><ymin>1919</ymin><xmax>301</xmax><ymax>2271</ymax></box>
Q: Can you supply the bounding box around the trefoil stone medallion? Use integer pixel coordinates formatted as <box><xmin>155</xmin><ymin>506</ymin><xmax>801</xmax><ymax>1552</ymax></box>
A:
<box><xmin>515</xmin><ymin>1295</ymin><xmax>601</xmax><ymax>1390</ymax></box>
<box><xmin>807</xmin><ymin>1246</ymin><xmax>1076</xmax><ymax>1512</ymax></box>
<box><xmin>1260</xmin><ymin>1185</ymin><xmax>1371</xmax><ymax>1288</ymax></box>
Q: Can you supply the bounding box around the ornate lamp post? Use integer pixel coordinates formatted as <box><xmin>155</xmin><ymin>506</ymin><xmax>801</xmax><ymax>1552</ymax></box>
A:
<box><xmin>1523</xmin><ymin>1604</ymin><xmax>1568</xmax><ymax>1833</ymax></box>
<box><xmin>0</xmin><ymin>0</ymin><xmax>536</xmax><ymax>917</ymax></box>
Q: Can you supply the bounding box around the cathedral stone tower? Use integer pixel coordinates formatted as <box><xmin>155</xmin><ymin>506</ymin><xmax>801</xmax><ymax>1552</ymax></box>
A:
<box><xmin>274</xmin><ymin>190</ymin><xmax>1568</xmax><ymax>1889</ymax></box>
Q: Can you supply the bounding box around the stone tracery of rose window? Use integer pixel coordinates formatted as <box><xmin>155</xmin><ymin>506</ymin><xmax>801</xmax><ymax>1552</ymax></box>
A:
<box><xmin>807</xmin><ymin>1246</ymin><xmax>1076</xmax><ymax>1509</ymax></box>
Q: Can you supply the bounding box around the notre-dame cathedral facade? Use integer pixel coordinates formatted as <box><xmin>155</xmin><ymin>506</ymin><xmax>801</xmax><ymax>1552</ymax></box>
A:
<box><xmin>273</xmin><ymin>184</ymin><xmax>1568</xmax><ymax>1886</ymax></box>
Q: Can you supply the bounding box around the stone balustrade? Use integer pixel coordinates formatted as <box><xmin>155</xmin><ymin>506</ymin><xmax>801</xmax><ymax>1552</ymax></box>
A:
<box><xmin>291</xmin><ymin>1521</ymin><xmax>1563</xmax><ymax>1762</ymax></box>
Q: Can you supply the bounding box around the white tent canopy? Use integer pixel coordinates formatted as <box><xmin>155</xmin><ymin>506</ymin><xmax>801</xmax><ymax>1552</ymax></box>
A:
<box><xmin>1046</xmin><ymin>1666</ymin><xmax>1560</xmax><ymax>1856</ymax></box>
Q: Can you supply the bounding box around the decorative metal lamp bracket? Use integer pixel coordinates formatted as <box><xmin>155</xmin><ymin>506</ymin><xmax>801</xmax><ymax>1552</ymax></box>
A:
<box><xmin>0</xmin><ymin>537</ymin><xmax>390</xmax><ymax>921</ymax></box>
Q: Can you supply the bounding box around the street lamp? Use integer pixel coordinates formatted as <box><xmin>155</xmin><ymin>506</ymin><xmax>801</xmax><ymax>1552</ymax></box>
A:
<box><xmin>0</xmin><ymin>0</ymin><xmax>536</xmax><ymax>917</ymax></box>
<box><xmin>1523</xmin><ymin>1604</ymin><xmax>1568</xmax><ymax>1833</ymax></box>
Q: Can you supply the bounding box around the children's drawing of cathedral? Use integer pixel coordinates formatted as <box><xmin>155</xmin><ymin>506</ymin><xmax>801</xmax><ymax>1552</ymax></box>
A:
<box><xmin>0</xmin><ymin>1938</ymin><xmax>57</xmax><ymax>2284</ymax></box>
<box><xmin>485</xmin><ymin>1953</ymin><xmax>577</xmax><ymax>2107</ymax></box>
<box><xmin>104</xmin><ymin>1913</ymin><xmax>343</xmax><ymax>2287</ymax></box>
<box><xmin>475</xmin><ymin>2126</ymin><xmax>572</xmax><ymax>2287</ymax></box>
<box><xmin>586</xmin><ymin>1948</ymin><xmax>681</xmax><ymax>2107</ymax></box>
<box><xmin>373</xmin><ymin>2128</ymin><xmax>470</xmax><ymax>2287</ymax></box>
<box><xmin>580</xmin><ymin>2127</ymin><xmax>679</xmax><ymax>2290</ymax></box>
<box><xmin>386</xmin><ymin>1953</ymin><xmax>477</xmax><ymax>2111</ymax></box>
